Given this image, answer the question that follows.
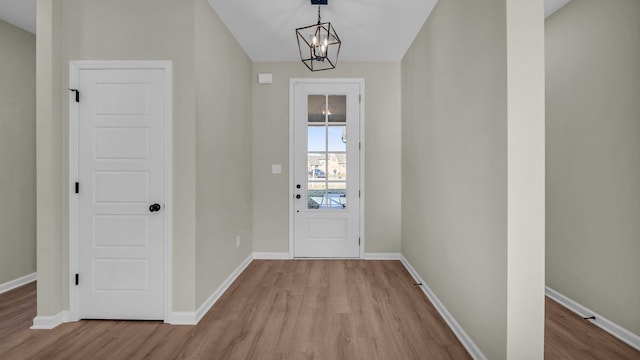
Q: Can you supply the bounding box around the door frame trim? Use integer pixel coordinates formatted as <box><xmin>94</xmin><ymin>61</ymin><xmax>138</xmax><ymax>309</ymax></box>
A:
<box><xmin>68</xmin><ymin>61</ymin><xmax>173</xmax><ymax>322</ymax></box>
<box><xmin>288</xmin><ymin>78</ymin><xmax>365</xmax><ymax>259</ymax></box>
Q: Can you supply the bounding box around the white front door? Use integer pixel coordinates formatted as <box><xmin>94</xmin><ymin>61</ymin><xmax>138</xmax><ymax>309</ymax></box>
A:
<box><xmin>72</xmin><ymin>64</ymin><xmax>169</xmax><ymax>320</ymax></box>
<box><xmin>292</xmin><ymin>81</ymin><xmax>361</xmax><ymax>258</ymax></box>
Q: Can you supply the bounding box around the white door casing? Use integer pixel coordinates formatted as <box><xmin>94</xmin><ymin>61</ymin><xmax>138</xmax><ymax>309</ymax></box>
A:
<box><xmin>290</xmin><ymin>79</ymin><xmax>364</xmax><ymax>258</ymax></box>
<box><xmin>69</xmin><ymin>61</ymin><xmax>172</xmax><ymax>321</ymax></box>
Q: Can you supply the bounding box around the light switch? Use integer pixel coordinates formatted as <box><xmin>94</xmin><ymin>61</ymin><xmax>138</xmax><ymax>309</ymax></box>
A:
<box><xmin>272</xmin><ymin>164</ymin><xmax>282</xmax><ymax>174</ymax></box>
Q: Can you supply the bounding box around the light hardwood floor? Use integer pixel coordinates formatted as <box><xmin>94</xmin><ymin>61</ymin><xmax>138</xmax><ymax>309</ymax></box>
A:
<box><xmin>544</xmin><ymin>297</ymin><xmax>639</xmax><ymax>359</ymax></box>
<box><xmin>1</xmin><ymin>260</ymin><xmax>638</xmax><ymax>359</ymax></box>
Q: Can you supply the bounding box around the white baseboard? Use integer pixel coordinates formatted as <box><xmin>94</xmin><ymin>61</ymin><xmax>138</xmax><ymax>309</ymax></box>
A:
<box><xmin>254</xmin><ymin>252</ymin><xmax>402</xmax><ymax>260</ymax></box>
<box><xmin>363</xmin><ymin>252</ymin><xmax>401</xmax><ymax>260</ymax></box>
<box><xmin>166</xmin><ymin>254</ymin><xmax>254</xmax><ymax>325</ymax></box>
<box><xmin>0</xmin><ymin>272</ymin><xmax>37</xmax><ymax>295</ymax></box>
<box><xmin>253</xmin><ymin>252</ymin><xmax>292</xmax><ymax>260</ymax></box>
<box><xmin>194</xmin><ymin>253</ymin><xmax>254</xmax><ymax>323</ymax></box>
<box><xmin>166</xmin><ymin>311</ymin><xmax>197</xmax><ymax>325</ymax></box>
<box><xmin>546</xmin><ymin>286</ymin><xmax>640</xmax><ymax>351</ymax></box>
<box><xmin>32</xmin><ymin>311</ymin><xmax>70</xmax><ymax>330</ymax></box>
<box><xmin>400</xmin><ymin>255</ymin><xmax>487</xmax><ymax>360</ymax></box>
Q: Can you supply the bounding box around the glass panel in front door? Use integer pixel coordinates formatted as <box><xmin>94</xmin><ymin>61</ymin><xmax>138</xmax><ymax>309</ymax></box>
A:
<box><xmin>307</xmin><ymin>94</ymin><xmax>347</xmax><ymax>210</ymax></box>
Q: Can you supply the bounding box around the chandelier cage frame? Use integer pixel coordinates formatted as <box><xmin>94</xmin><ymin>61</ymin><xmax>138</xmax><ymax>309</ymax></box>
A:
<box><xmin>295</xmin><ymin>4</ymin><xmax>341</xmax><ymax>72</ymax></box>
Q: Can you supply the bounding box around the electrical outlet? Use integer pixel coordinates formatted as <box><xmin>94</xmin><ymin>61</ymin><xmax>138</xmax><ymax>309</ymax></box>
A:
<box><xmin>236</xmin><ymin>235</ymin><xmax>241</xmax><ymax>248</ymax></box>
<box><xmin>272</xmin><ymin>164</ymin><xmax>282</xmax><ymax>174</ymax></box>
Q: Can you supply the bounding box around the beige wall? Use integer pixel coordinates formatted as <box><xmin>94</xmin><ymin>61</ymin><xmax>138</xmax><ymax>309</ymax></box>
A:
<box><xmin>61</xmin><ymin>0</ymin><xmax>197</xmax><ymax>312</ymax></box>
<box><xmin>401</xmin><ymin>1</ymin><xmax>507</xmax><ymax>357</ymax></box>
<box><xmin>546</xmin><ymin>0</ymin><xmax>640</xmax><ymax>335</ymax></box>
<box><xmin>194</xmin><ymin>0</ymin><xmax>253</xmax><ymax>306</ymax></box>
<box><xmin>401</xmin><ymin>0</ymin><xmax>545</xmax><ymax>358</ymax></box>
<box><xmin>36</xmin><ymin>0</ymin><xmax>254</xmax><ymax>316</ymax></box>
<box><xmin>505</xmin><ymin>1</ymin><xmax>546</xmax><ymax>357</ymax></box>
<box><xmin>37</xmin><ymin>0</ymin><xmax>197</xmax><ymax>314</ymax></box>
<box><xmin>0</xmin><ymin>20</ymin><xmax>36</xmax><ymax>285</ymax></box>
<box><xmin>36</xmin><ymin>0</ymin><xmax>65</xmax><ymax>316</ymax></box>
<box><xmin>252</xmin><ymin>62</ymin><xmax>401</xmax><ymax>255</ymax></box>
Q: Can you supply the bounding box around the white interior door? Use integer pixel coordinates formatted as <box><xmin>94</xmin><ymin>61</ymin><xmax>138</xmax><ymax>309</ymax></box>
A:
<box><xmin>75</xmin><ymin>65</ymin><xmax>168</xmax><ymax>320</ymax></box>
<box><xmin>293</xmin><ymin>82</ymin><xmax>361</xmax><ymax>258</ymax></box>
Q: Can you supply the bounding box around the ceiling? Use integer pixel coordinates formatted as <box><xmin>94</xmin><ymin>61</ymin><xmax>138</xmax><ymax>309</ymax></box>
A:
<box><xmin>0</xmin><ymin>0</ymin><xmax>572</xmax><ymax>62</ymax></box>
<box><xmin>545</xmin><ymin>0</ymin><xmax>572</xmax><ymax>18</ymax></box>
<box><xmin>0</xmin><ymin>0</ymin><xmax>35</xmax><ymax>33</ymax></box>
<box><xmin>206</xmin><ymin>0</ymin><xmax>439</xmax><ymax>62</ymax></box>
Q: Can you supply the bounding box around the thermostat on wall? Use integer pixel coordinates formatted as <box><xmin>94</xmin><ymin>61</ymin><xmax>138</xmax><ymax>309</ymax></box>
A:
<box><xmin>258</xmin><ymin>73</ymin><xmax>273</xmax><ymax>85</ymax></box>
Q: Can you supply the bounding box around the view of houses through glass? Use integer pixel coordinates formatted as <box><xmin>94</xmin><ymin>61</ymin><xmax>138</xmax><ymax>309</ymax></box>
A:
<box><xmin>307</xmin><ymin>94</ymin><xmax>347</xmax><ymax>209</ymax></box>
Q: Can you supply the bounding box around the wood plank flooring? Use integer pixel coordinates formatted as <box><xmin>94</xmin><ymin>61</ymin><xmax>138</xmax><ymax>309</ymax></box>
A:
<box><xmin>0</xmin><ymin>261</ymin><xmax>470</xmax><ymax>360</ymax></box>
<box><xmin>544</xmin><ymin>297</ymin><xmax>639</xmax><ymax>359</ymax></box>
<box><xmin>0</xmin><ymin>260</ymin><xmax>638</xmax><ymax>359</ymax></box>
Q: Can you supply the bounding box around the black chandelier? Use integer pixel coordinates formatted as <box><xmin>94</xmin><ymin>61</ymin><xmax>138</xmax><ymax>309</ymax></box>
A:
<box><xmin>295</xmin><ymin>0</ymin><xmax>341</xmax><ymax>72</ymax></box>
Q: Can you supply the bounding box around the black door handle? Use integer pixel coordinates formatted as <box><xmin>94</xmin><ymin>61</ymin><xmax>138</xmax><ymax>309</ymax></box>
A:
<box><xmin>296</xmin><ymin>194</ymin><xmax>301</xmax><ymax>199</ymax></box>
<box><xmin>149</xmin><ymin>203</ymin><xmax>161</xmax><ymax>212</ymax></box>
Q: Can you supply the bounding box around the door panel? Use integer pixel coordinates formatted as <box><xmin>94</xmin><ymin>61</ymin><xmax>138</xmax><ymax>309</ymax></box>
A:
<box><xmin>93</xmin><ymin>259</ymin><xmax>149</xmax><ymax>290</ymax></box>
<box><xmin>307</xmin><ymin>219</ymin><xmax>348</xmax><ymax>238</ymax></box>
<box><xmin>95</xmin><ymin>128</ymin><xmax>150</xmax><ymax>159</ymax></box>
<box><xmin>94</xmin><ymin>172</ymin><xmax>150</xmax><ymax>202</ymax></box>
<box><xmin>93</xmin><ymin>215</ymin><xmax>149</xmax><ymax>247</ymax></box>
<box><xmin>77</xmin><ymin>68</ymin><xmax>166</xmax><ymax>320</ymax></box>
<box><xmin>293</xmin><ymin>82</ymin><xmax>360</xmax><ymax>258</ymax></box>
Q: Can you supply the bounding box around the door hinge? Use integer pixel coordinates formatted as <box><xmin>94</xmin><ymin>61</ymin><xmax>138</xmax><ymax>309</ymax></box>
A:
<box><xmin>68</xmin><ymin>89</ymin><xmax>80</xmax><ymax>103</ymax></box>
<box><xmin>75</xmin><ymin>273</ymin><xmax>79</xmax><ymax>286</ymax></box>
<box><xmin>359</xmin><ymin>238</ymin><xmax>361</xmax><ymax>246</ymax></box>
<box><xmin>359</xmin><ymin>190</ymin><xmax>361</xmax><ymax>198</ymax></box>
<box><xmin>359</xmin><ymin>142</ymin><xmax>361</xmax><ymax>151</ymax></box>
<box><xmin>75</xmin><ymin>182</ymin><xmax>79</xmax><ymax>194</ymax></box>
<box><xmin>359</xmin><ymin>94</ymin><xmax>361</xmax><ymax>103</ymax></box>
